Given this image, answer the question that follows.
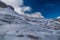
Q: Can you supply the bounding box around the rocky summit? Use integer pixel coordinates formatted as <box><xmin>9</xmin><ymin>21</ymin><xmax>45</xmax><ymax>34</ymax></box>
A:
<box><xmin>0</xmin><ymin>1</ymin><xmax>60</xmax><ymax>40</ymax></box>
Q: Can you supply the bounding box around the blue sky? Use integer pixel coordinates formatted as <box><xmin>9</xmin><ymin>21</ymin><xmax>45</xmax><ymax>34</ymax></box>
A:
<box><xmin>24</xmin><ymin>0</ymin><xmax>60</xmax><ymax>18</ymax></box>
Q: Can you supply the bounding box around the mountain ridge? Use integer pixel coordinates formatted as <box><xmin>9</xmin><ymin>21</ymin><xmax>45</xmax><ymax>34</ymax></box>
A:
<box><xmin>0</xmin><ymin>1</ymin><xmax>60</xmax><ymax>40</ymax></box>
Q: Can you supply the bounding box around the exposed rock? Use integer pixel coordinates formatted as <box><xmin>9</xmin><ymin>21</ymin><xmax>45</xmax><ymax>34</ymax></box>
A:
<box><xmin>0</xmin><ymin>1</ymin><xmax>8</xmax><ymax>8</ymax></box>
<box><xmin>27</xmin><ymin>35</ymin><xmax>41</xmax><ymax>40</ymax></box>
<box><xmin>17</xmin><ymin>34</ymin><xmax>24</xmax><ymax>37</ymax></box>
<box><xmin>55</xmin><ymin>18</ymin><xmax>60</xmax><ymax>22</ymax></box>
<box><xmin>8</xmin><ymin>5</ymin><xmax>14</xmax><ymax>10</ymax></box>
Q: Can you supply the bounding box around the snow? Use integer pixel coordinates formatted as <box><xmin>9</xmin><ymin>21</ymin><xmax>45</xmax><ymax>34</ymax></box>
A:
<box><xmin>0</xmin><ymin>5</ymin><xmax>60</xmax><ymax>40</ymax></box>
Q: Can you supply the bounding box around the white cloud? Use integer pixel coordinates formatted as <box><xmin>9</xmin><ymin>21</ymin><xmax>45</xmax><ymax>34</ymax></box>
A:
<box><xmin>26</xmin><ymin>12</ymin><xmax>44</xmax><ymax>18</ymax></box>
<box><xmin>1</xmin><ymin>0</ymin><xmax>44</xmax><ymax>18</ymax></box>
<box><xmin>14</xmin><ymin>7</ymin><xmax>24</xmax><ymax>15</ymax></box>
<box><xmin>1</xmin><ymin>0</ymin><xmax>23</xmax><ymax>7</ymax></box>
<box><xmin>23</xmin><ymin>6</ymin><xmax>31</xmax><ymax>12</ymax></box>
<box><xmin>1</xmin><ymin>0</ymin><xmax>24</xmax><ymax>15</ymax></box>
<box><xmin>32</xmin><ymin>12</ymin><xmax>44</xmax><ymax>18</ymax></box>
<box><xmin>57</xmin><ymin>16</ymin><xmax>60</xmax><ymax>19</ymax></box>
<box><xmin>14</xmin><ymin>6</ymin><xmax>31</xmax><ymax>15</ymax></box>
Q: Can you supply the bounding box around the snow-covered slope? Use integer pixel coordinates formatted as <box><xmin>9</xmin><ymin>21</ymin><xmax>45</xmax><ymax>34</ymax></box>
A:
<box><xmin>0</xmin><ymin>2</ymin><xmax>60</xmax><ymax>40</ymax></box>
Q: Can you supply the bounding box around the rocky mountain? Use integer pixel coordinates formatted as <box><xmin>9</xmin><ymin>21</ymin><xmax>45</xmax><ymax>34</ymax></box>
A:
<box><xmin>0</xmin><ymin>1</ymin><xmax>60</xmax><ymax>40</ymax></box>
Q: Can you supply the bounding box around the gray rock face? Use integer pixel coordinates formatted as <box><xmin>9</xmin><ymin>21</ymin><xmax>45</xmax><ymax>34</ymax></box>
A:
<box><xmin>7</xmin><ymin>5</ymin><xmax>14</xmax><ymax>10</ymax></box>
<box><xmin>0</xmin><ymin>1</ymin><xmax>8</xmax><ymax>8</ymax></box>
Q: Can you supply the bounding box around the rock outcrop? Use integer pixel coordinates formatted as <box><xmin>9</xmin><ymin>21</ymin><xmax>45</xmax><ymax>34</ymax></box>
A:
<box><xmin>0</xmin><ymin>1</ymin><xmax>8</xmax><ymax>8</ymax></box>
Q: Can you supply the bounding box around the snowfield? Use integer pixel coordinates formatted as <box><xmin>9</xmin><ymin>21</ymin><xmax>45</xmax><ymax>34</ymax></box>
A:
<box><xmin>0</xmin><ymin>5</ymin><xmax>60</xmax><ymax>40</ymax></box>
